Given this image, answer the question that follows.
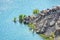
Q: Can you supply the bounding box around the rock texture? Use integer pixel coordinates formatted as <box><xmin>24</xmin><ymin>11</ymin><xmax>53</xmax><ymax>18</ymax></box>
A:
<box><xmin>24</xmin><ymin>6</ymin><xmax>60</xmax><ymax>40</ymax></box>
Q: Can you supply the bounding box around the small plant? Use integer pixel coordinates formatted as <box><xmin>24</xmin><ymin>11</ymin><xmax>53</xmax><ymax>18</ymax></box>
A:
<box><xmin>28</xmin><ymin>23</ymin><xmax>35</xmax><ymax>29</ymax></box>
<box><xmin>13</xmin><ymin>17</ymin><xmax>16</xmax><ymax>23</ymax></box>
<box><xmin>19</xmin><ymin>14</ymin><xmax>26</xmax><ymax>23</ymax></box>
<box><xmin>33</xmin><ymin>9</ymin><xmax>40</xmax><ymax>14</ymax></box>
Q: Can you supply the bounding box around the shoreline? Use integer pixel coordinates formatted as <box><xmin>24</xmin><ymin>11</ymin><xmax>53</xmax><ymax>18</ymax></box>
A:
<box><xmin>14</xmin><ymin>6</ymin><xmax>60</xmax><ymax>40</ymax></box>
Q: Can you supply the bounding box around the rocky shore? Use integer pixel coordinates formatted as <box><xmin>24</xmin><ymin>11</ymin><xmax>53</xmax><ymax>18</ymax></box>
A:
<box><xmin>19</xmin><ymin>6</ymin><xmax>60</xmax><ymax>40</ymax></box>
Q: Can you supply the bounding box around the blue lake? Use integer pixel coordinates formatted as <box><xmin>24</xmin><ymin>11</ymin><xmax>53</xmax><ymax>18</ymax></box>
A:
<box><xmin>0</xmin><ymin>0</ymin><xmax>60</xmax><ymax>40</ymax></box>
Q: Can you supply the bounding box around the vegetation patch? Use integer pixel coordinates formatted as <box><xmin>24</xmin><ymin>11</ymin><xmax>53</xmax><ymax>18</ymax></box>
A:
<box><xmin>39</xmin><ymin>32</ymin><xmax>55</xmax><ymax>40</ymax></box>
<box><xmin>33</xmin><ymin>9</ymin><xmax>40</xmax><ymax>14</ymax></box>
<box><xmin>28</xmin><ymin>23</ymin><xmax>36</xmax><ymax>29</ymax></box>
<box><xmin>19</xmin><ymin>14</ymin><xmax>26</xmax><ymax>23</ymax></box>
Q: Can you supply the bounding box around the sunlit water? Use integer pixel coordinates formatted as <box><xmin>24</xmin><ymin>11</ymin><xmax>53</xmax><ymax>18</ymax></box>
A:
<box><xmin>0</xmin><ymin>0</ymin><xmax>60</xmax><ymax>40</ymax></box>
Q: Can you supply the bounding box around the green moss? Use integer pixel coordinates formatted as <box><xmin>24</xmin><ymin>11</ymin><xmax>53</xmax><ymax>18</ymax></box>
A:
<box><xmin>19</xmin><ymin>14</ymin><xmax>26</xmax><ymax>23</ymax></box>
<box><xmin>28</xmin><ymin>23</ymin><xmax>35</xmax><ymax>29</ymax></box>
<box><xmin>33</xmin><ymin>9</ymin><xmax>40</xmax><ymax>14</ymax></box>
<box><xmin>39</xmin><ymin>34</ymin><xmax>54</xmax><ymax>40</ymax></box>
<box><xmin>39</xmin><ymin>34</ymin><xmax>48</xmax><ymax>39</ymax></box>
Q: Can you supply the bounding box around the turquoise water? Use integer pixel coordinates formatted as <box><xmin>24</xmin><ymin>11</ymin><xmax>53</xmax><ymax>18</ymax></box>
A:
<box><xmin>0</xmin><ymin>0</ymin><xmax>60</xmax><ymax>40</ymax></box>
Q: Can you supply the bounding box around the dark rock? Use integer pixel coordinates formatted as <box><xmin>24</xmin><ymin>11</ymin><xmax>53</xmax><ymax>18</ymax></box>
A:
<box><xmin>55</xmin><ymin>29</ymin><xmax>60</xmax><ymax>37</ymax></box>
<box><xmin>22</xmin><ymin>6</ymin><xmax>60</xmax><ymax>40</ymax></box>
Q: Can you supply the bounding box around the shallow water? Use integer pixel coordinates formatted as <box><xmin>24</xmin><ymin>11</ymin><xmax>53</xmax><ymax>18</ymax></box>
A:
<box><xmin>0</xmin><ymin>0</ymin><xmax>60</xmax><ymax>40</ymax></box>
